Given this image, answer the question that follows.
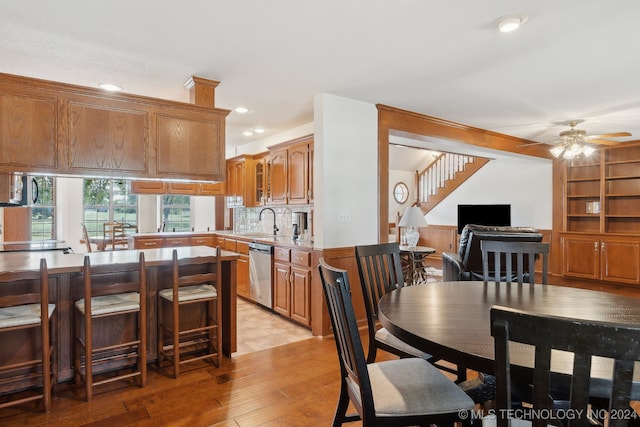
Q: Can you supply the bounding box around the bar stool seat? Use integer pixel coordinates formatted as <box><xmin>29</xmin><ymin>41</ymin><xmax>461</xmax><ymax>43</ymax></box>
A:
<box><xmin>0</xmin><ymin>303</ymin><xmax>56</xmax><ymax>328</ymax></box>
<box><xmin>73</xmin><ymin>253</ymin><xmax>146</xmax><ymax>402</ymax></box>
<box><xmin>75</xmin><ymin>292</ymin><xmax>140</xmax><ymax>315</ymax></box>
<box><xmin>157</xmin><ymin>248</ymin><xmax>222</xmax><ymax>378</ymax></box>
<box><xmin>158</xmin><ymin>284</ymin><xmax>217</xmax><ymax>302</ymax></box>
<box><xmin>0</xmin><ymin>258</ymin><xmax>56</xmax><ymax>412</ymax></box>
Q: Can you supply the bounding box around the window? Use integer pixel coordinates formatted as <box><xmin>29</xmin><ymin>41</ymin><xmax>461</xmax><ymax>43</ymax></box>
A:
<box><xmin>161</xmin><ymin>195</ymin><xmax>191</xmax><ymax>232</ymax></box>
<box><xmin>83</xmin><ymin>179</ymin><xmax>138</xmax><ymax>238</ymax></box>
<box><xmin>31</xmin><ymin>176</ymin><xmax>56</xmax><ymax>241</ymax></box>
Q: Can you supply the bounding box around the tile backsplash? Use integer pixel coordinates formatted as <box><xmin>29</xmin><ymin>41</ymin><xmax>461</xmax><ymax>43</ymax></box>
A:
<box><xmin>233</xmin><ymin>206</ymin><xmax>313</xmax><ymax>238</ymax></box>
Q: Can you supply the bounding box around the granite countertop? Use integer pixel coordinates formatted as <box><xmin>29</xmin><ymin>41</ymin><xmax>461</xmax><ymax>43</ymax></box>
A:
<box><xmin>132</xmin><ymin>230</ymin><xmax>314</xmax><ymax>250</ymax></box>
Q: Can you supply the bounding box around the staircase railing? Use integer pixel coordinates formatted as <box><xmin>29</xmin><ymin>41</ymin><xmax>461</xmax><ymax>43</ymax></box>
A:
<box><xmin>415</xmin><ymin>152</ymin><xmax>490</xmax><ymax>212</ymax></box>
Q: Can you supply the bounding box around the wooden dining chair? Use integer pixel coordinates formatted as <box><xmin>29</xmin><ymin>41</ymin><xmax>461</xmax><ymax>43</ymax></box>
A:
<box><xmin>103</xmin><ymin>222</ymin><xmax>128</xmax><ymax>250</ymax></box>
<box><xmin>481</xmin><ymin>240</ymin><xmax>549</xmax><ymax>285</ymax></box>
<box><xmin>0</xmin><ymin>259</ymin><xmax>56</xmax><ymax>412</ymax></box>
<box><xmin>354</xmin><ymin>243</ymin><xmax>434</xmax><ymax>362</ymax></box>
<box><xmin>489</xmin><ymin>306</ymin><xmax>640</xmax><ymax>427</ymax></box>
<box><xmin>157</xmin><ymin>248</ymin><xmax>222</xmax><ymax>378</ymax></box>
<box><xmin>73</xmin><ymin>253</ymin><xmax>147</xmax><ymax>401</ymax></box>
<box><xmin>81</xmin><ymin>222</ymin><xmax>92</xmax><ymax>253</ymax></box>
<box><xmin>319</xmin><ymin>258</ymin><xmax>475</xmax><ymax>426</ymax></box>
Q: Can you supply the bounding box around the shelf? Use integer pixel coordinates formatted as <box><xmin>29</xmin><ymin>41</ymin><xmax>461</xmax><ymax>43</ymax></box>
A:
<box><xmin>567</xmin><ymin>178</ymin><xmax>600</xmax><ymax>183</ymax></box>
<box><xmin>606</xmin><ymin>175</ymin><xmax>640</xmax><ymax>180</ymax></box>
<box><xmin>606</xmin><ymin>193</ymin><xmax>640</xmax><ymax>197</ymax></box>
<box><xmin>605</xmin><ymin>160</ymin><xmax>640</xmax><ymax>166</ymax></box>
<box><xmin>567</xmin><ymin>195</ymin><xmax>599</xmax><ymax>200</ymax></box>
<box><xmin>565</xmin><ymin>144</ymin><xmax>640</xmax><ymax>235</ymax></box>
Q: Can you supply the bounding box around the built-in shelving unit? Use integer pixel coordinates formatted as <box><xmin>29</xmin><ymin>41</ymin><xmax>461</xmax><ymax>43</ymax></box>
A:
<box><xmin>562</xmin><ymin>143</ymin><xmax>640</xmax><ymax>284</ymax></box>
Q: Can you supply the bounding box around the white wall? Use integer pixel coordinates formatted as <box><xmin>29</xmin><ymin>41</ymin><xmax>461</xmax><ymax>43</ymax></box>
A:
<box><xmin>314</xmin><ymin>93</ymin><xmax>379</xmax><ymax>248</ymax></box>
<box><xmin>427</xmin><ymin>157</ymin><xmax>553</xmax><ymax>230</ymax></box>
<box><xmin>388</xmin><ymin>169</ymin><xmax>415</xmax><ymax>220</ymax></box>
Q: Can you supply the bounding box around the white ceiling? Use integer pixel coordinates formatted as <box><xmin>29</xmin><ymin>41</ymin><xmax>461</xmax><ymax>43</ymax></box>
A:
<box><xmin>2</xmin><ymin>0</ymin><xmax>640</xmax><ymax>153</ymax></box>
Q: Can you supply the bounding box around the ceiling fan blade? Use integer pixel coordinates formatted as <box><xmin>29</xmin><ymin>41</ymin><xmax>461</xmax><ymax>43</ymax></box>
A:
<box><xmin>586</xmin><ymin>138</ymin><xmax>622</xmax><ymax>146</ymax></box>
<box><xmin>587</xmin><ymin>132</ymin><xmax>632</xmax><ymax>138</ymax></box>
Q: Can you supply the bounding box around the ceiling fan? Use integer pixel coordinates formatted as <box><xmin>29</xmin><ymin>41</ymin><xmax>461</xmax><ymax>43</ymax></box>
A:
<box><xmin>540</xmin><ymin>120</ymin><xmax>631</xmax><ymax>159</ymax></box>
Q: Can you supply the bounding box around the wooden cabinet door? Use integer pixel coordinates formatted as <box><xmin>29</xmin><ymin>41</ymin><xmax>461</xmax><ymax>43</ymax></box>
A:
<box><xmin>164</xmin><ymin>237</ymin><xmax>191</xmax><ymax>247</ymax></box>
<box><xmin>601</xmin><ymin>238</ymin><xmax>640</xmax><ymax>284</ymax></box>
<box><xmin>287</xmin><ymin>142</ymin><xmax>308</xmax><ymax>204</ymax></box>
<box><xmin>155</xmin><ymin>110</ymin><xmax>226</xmax><ymax>181</ymax></box>
<box><xmin>2</xmin><ymin>207</ymin><xmax>32</xmax><ymax>242</ymax></box>
<box><xmin>199</xmin><ymin>182</ymin><xmax>225</xmax><ymax>196</ymax></box>
<box><xmin>254</xmin><ymin>156</ymin><xmax>268</xmax><ymax>206</ymax></box>
<box><xmin>68</xmin><ymin>99</ymin><xmax>148</xmax><ymax>174</ymax></box>
<box><xmin>134</xmin><ymin>237</ymin><xmax>164</xmax><ymax>249</ymax></box>
<box><xmin>0</xmin><ymin>93</ymin><xmax>58</xmax><ymax>169</ymax></box>
<box><xmin>290</xmin><ymin>266</ymin><xmax>311</xmax><ymax>326</ymax></box>
<box><xmin>190</xmin><ymin>235</ymin><xmax>214</xmax><ymax>247</ymax></box>
<box><xmin>131</xmin><ymin>181</ymin><xmax>166</xmax><ymax>194</ymax></box>
<box><xmin>237</xmin><ymin>254</ymin><xmax>250</xmax><ymax>299</ymax></box>
<box><xmin>269</xmin><ymin>148</ymin><xmax>288</xmax><ymax>204</ymax></box>
<box><xmin>167</xmin><ymin>182</ymin><xmax>197</xmax><ymax>194</ymax></box>
<box><xmin>562</xmin><ymin>235</ymin><xmax>599</xmax><ymax>279</ymax></box>
<box><xmin>308</xmin><ymin>142</ymin><xmax>314</xmax><ymax>203</ymax></box>
<box><xmin>273</xmin><ymin>262</ymin><xmax>291</xmax><ymax>317</ymax></box>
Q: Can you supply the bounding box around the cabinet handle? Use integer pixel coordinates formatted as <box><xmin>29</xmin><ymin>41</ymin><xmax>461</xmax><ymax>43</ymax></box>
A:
<box><xmin>601</xmin><ymin>242</ymin><xmax>606</xmax><ymax>251</ymax></box>
<box><xmin>145</xmin><ymin>241</ymin><xmax>157</xmax><ymax>247</ymax></box>
<box><xmin>594</xmin><ymin>241</ymin><xmax>598</xmax><ymax>251</ymax></box>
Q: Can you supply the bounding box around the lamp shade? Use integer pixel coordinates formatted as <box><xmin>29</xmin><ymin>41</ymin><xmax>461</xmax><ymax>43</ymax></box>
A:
<box><xmin>398</xmin><ymin>207</ymin><xmax>428</xmax><ymax>228</ymax></box>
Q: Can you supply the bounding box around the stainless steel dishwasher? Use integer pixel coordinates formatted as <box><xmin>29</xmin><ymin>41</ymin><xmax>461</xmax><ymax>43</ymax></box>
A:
<box><xmin>249</xmin><ymin>242</ymin><xmax>273</xmax><ymax>309</ymax></box>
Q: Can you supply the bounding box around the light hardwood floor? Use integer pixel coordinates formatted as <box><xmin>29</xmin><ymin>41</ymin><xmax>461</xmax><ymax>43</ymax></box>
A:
<box><xmin>1</xmin><ymin>277</ymin><xmax>639</xmax><ymax>426</ymax></box>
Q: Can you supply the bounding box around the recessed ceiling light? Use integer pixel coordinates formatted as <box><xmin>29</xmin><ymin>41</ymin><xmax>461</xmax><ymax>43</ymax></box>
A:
<box><xmin>496</xmin><ymin>15</ymin><xmax>527</xmax><ymax>33</ymax></box>
<box><xmin>254</xmin><ymin>128</ymin><xmax>265</xmax><ymax>134</ymax></box>
<box><xmin>243</xmin><ymin>131</ymin><xmax>253</xmax><ymax>136</ymax></box>
<box><xmin>234</xmin><ymin>106</ymin><xmax>249</xmax><ymax>114</ymax></box>
<box><xmin>98</xmin><ymin>83</ymin><xmax>122</xmax><ymax>92</ymax></box>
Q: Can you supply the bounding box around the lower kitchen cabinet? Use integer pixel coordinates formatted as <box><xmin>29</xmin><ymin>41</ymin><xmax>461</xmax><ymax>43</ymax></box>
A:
<box><xmin>273</xmin><ymin>247</ymin><xmax>311</xmax><ymax>326</ymax></box>
<box><xmin>562</xmin><ymin>233</ymin><xmax>640</xmax><ymax>284</ymax></box>
<box><xmin>236</xmin><ymin>241</ymin><xmax>250</xmax><ymax>300</ymax></box>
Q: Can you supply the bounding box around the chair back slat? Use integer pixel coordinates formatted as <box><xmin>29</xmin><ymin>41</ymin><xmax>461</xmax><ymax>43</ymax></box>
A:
<box><xmin>491</xmin><ymin>306</ymin><xmax>640</xmax><ymax>427</ymax></box>
<box><xmin>482</xmin><ymin>240</ymin><xmax>549</xmax><ymax>284</ymax></box>
<box><xmin>355</xmin><ymin>242</ymin><xmax>407</xmax><ymax>362</ymax></box>
<box><xmin>319</xmin><ymin>258</ymin><xmax>373</xmax><ymax>415</ymax></box>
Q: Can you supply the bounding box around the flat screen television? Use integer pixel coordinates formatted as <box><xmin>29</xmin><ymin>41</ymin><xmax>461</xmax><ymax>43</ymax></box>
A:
<box><xmin>457</xmin><ymin>204</ymin><xmax>511</xmax><ymax>234</ymax></box>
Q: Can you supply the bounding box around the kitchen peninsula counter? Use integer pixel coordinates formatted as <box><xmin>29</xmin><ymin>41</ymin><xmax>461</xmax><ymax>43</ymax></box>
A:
<box><xmin>0</xmin><ymin>246</ymin><xmax>238</xmax><ymax>382</ymax></box>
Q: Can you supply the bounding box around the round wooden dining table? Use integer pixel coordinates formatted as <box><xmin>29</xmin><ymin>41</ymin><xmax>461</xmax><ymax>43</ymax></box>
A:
<box><xmin>377</xmin><ymin>281</ymin><xmax>640</xmax><ymax>399</ymax></box>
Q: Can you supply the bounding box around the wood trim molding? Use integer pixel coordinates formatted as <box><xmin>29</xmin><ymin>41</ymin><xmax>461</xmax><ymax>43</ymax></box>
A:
<box><xmin>377</xmin><ymin>104</ymin><xmax>553</xmax><ymax>244</ymax></box>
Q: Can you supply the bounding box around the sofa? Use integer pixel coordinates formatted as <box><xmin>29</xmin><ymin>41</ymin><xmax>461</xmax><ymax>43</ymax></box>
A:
<box><xmin>442</xmin><ymin>224</ymin><xmax>543</xmax><ymax>281</ymax></box>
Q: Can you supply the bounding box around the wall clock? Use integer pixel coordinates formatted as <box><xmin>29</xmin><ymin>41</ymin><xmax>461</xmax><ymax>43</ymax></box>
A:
<box><xmin>393</xmin><ymin>182</ymin><xmax>409</xmax><ymax>204</ymax></box>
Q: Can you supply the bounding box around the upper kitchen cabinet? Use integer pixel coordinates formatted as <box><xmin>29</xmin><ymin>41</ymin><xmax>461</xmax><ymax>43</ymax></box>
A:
<box><xmin>0</xmin><ymin>72</ymin><xmax>230</xmax><ymax>181</ymax></box>
<box><xmin>0</xmin><ymin>91</ymin><xmax>58</xmax><ymax>170</ymax></box>
<box><xmin>226</xmin><ymin>155</ymin><xmax>257</xmax><ymax>207</ymax></box>
<box><xmin>267</xmin><ymin>135</ymin><xmax>313</xmax><ymax>205</ymax></box>
<box><xmin>254</xmin><ymin>152</ymin><xmax>270</xmax><ymax>206</ymax></box>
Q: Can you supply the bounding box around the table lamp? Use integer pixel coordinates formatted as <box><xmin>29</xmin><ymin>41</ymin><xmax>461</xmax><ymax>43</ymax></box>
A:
<box><xmin>398</xmin><ymin>206</ymin><xmax>428</xmax><ymax>249</ymax></box>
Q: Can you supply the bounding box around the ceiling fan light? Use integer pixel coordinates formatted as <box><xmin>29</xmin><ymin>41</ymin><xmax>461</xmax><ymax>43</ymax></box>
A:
<box><xmin>582</xmin><ymin>145</ymin><xmax>596</xmax><ymax>157</ymax></box>
<box><xmin>564</xmin><ymin>143</ymin><xmax>583</xmax><ymax>159</ymax></box>
<box><xmin>550</xmin><ymin>145</ymin><xmax>565</xmax><ymax>158</ymax></box>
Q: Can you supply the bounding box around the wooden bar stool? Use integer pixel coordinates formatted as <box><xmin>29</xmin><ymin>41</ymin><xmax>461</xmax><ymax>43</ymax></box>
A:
<box><xmin>157</xmin><ymin>248</ymin><xmax>222</xmax><ymax>378</ymax></box>
<box><xmin>0</xmin><ymin>258</ymin><xmax>56</xmax><ymax>412</ymax></box>
<box><xmin>73</xmin><ymin>253</ymin><xmax>146</xmax><ymax>401</ymax></box>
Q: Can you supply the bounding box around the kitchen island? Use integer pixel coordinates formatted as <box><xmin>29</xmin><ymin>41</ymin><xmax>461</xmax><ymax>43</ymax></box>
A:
<box><xmin>0</xmin><ymin>246</ymin><xmax>238</xmax><ymax>383</ymax></box>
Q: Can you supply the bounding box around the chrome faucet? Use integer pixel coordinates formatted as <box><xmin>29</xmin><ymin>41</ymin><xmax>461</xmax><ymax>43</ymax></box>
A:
<box><xmin>258</xmin><ymin>208</ymin><xmax>279</xmax><ymax>236</ymax></box>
